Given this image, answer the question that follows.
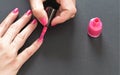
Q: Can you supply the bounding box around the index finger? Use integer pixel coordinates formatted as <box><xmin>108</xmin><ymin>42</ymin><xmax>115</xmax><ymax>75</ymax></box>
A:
<box><xmin>29</xmin><ymin>0</ymin><xmax>48</xmax><ymax>26</ymax></box>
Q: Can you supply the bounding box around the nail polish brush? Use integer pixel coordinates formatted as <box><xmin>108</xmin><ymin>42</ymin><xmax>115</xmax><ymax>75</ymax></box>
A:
<box><xmin>39</xmin><ymin>7</ymin><xmax>56</xmax><ymax>40</ymax></box>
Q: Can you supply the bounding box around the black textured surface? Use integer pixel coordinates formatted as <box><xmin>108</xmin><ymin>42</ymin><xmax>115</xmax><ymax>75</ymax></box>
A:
<box><xmin>0</xmin><ymin>0</ymin><xmax>119</xmax><ymax>75</ymax></box>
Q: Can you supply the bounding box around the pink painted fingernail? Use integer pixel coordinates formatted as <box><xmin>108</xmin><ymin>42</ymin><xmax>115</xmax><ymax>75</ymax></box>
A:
<box><xmin>31</xmin><ymin>19</ymin><xmax>37</xmax><ymax>24</ymax></box>
<box><xmin>88</xmin><ymin>17</ymin><xmax>103</xmax><ymax>38</ymax></box>
<box><xmin>39</xmin><ymin>17</ymin><xmax>47</xmax><ymax>26</ymax></box>
<box><xmin>38</xmin><ymin>38</ymin><xmax>43</xmax><ymax>43</ymax></box>
<box><xmin>38</xmin><ymin>26</ymin><xmax>48</xmax><ymax>42</ymax></box>
<box><xmin>12</xmin><ymin>8</ymin><xmax>19</xmax><ymax>13</ymax></box>
<box><xmin>26</xmin><ymin>10</ymin><xmax>32</xmax><ymax>16</ymax></box>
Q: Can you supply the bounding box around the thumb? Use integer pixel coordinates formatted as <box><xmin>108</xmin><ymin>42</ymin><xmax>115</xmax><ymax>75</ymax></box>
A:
<box><xmin>30</xmin><ymin>0</ymin><xmax>48</xmax><ymax>26</ymax></box>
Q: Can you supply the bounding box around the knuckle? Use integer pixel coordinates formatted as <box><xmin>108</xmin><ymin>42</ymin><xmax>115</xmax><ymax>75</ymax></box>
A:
<box><xmin>17</xmin><ymin>33</ymin><xmax>25</xmax><ymax>40</ymax></box>
<box><xmin>9</xmin><ymin>24</ymin><xmax>19</xmax><ymax>32</ymax></box>
<box><xmin>32</xmin><ymin>8</ymin><xmax>40</xmax><ymax>13</ymax></box>
<box><xmin>70</xmin><ymin>7</ymin><xmax>77</xmax><ymax>15</ymax></box>
<box><xmin>24</xmin><ymin>43</ymin><xmax>39</xmax><ymax>57</ymax></box>
<box><xmin>73</xmin><ymin>8</ymin><xmax>77</xmax><ymax>14</ymax></box>
<box><xmin>21</xmin><ymin>48</ymin><xmax>33</xmax><ymax>60</ymax></box>
<box><xmin>32</xmin><ymin>8</ymin><xmax>37</xmax><ymax>14</ymax></box>
<box><xmin>68</xmin><ymin>7</ymin><xmax>77</xmax><ymax>18</ymax></box>
<box><xmin>32</xmin><ymin>7</ymin><xmax>44</xmax><ymax>16</ymax></box>
<box><xmin>0</xmin><ymin>21</ymin><xmax>9</xmax><ymax>28</ymax></box>
<box><xmin>32</xmin><ymin>42</ymin><xmax>40</xmax><ymax>49</ymax></box>
<box><xmin>25</xmin><ymin>49</ymin><xmax>33</xmax><ymax>56</ymax></box>
<box><xmin>3</xmin><ymin>52</ymin><xmax>14</xmax><ymax>60</ymax></box>
<box><xmin>7</xmin><ymin>31</ymin><xmax>14</xmax><ymax>38</ymax></box>
<box><xmin>0</xmin><ymin>40</ymin><xmax>7</xmax><ymax>50</ymax></box>
<box><xmin>10</xmin><ymin>59</ymin><xmax>20</xmax><ymax>70</ymax></box>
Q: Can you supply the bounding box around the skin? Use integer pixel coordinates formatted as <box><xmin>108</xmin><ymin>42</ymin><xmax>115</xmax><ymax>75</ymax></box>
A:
<box><xmin>0</xmin><ymin>0</ymin><xmax>77</xmax><ymax>74</ymax></box>
<box><xmin>0</xmin><ymin>8</ymin><xmax>43</xmax><ymax>75</ymax></box>
<box><xmin>29</xmin><ymin>0</ymin><xmax>77</xmax><ymax>26</ymax></box>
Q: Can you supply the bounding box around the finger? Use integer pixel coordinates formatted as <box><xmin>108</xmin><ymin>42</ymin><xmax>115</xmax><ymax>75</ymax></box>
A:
<box><xmin>16</xmin><ymin>38</ymin><xmax>43</xmax><ymax>67</ymax></box>
<box><xmin>0</xmin><ymin>8</ymin><xmax>19</xmax><ymax>37</ymax></box>
<box><xmin>51</xmin><ymin>0</ymin><xmax>77</xmax><ymax>26</ymax></box>
<box><xmin>3</xmin><ymin>10</ymin><xmax>32</xmax><ymax>43</ymax></box>
<box><xmin>11</xmin><ymin>19</ymin><xmax>37</xmax><ymax>51</ymax></box>
<box><xmin>51</xmin><ymin>10</ymin><xmax>72</xmax><ymax>26</ymax></box>
<box><xmin>72</xmin><ymin>0</ymin><xmax>76</xmax><ymax>5</ymax></box>
<box><xmin>30</xmin><ymin>0</ymin><xmax>48</xmax><ymax>26</ymax></box>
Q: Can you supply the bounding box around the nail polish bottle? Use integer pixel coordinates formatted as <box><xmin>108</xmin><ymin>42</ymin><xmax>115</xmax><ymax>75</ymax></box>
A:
<box><xmin>88</xmin><ymin>17</ymin><xmax>103</xmax><ymax>38</ymax></box>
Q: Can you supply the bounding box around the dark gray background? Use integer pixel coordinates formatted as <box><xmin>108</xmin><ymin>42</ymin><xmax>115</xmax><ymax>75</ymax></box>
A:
<box><xmin>0</xmin><ymin>0</ymin><xmax>119</xmax><ymax>75</ymax></box>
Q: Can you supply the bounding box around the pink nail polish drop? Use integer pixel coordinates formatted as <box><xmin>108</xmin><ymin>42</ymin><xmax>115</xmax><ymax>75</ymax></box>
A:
<box><xmin>88</xmin><ymin>17</ymin><xmax>103</xmax><ymax>38</ymax></box>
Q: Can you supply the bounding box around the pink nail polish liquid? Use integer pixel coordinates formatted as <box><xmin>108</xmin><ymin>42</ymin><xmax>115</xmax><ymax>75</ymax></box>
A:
<box><xmin>39</xmin><ymin>26</ymin><xmax>48</xmax><ymax>41</ymax></box>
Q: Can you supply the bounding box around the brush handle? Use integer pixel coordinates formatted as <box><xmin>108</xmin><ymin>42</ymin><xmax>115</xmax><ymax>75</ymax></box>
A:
<box><xmin>46</xmin><ymin>7</ymin><xmax>56</xmax><ymax>27</ymax></box>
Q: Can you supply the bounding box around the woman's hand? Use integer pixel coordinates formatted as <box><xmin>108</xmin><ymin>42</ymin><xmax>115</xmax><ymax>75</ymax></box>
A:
<box><xmin>29</xmin><ymin>0</ymin><xmax>77</xmax><ymax>26</ymax></box>
<box><xmin>0</xmin><ymin>8</ymin><xmax>43</xmax><ymax>75</ymax></box>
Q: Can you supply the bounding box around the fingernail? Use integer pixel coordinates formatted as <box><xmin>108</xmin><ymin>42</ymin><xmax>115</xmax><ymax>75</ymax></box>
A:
<box><xmin>12</xmin><ymin>8</ymin><xmax>19</xmax><ymax>13</ymax></box>
<box><xmin>26</xmin><ymin>10</ymin><xmax>32</xmax><ymax>16</ymax></box>
<box><xmin>39</xmin><ymin>17</ymin><xmax>47</xmax><ymax>26</ymax></box>
<box><xmin>38</xmin><ymin>36</ymin><xmax>43</xmax><ymax>42</ymax></box>
<box><xmin>38</xmin><ymin>38</ymin><xmax>43</xmax><ymax>43</ymax></box>
<box><xmin>31</xmin><ymin>19</ymin><xmax>37</xmax><ymax>24</ymax></box>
